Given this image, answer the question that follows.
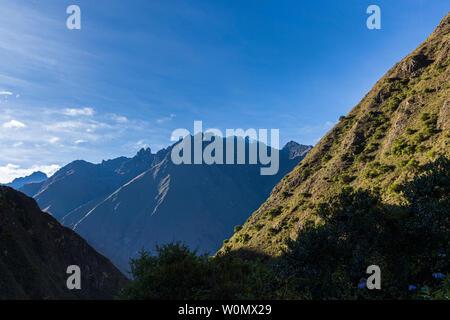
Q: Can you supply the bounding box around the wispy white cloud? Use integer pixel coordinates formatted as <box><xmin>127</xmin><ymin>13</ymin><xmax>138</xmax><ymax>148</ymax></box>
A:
<box><xmin>156</xmin><ymin>113</ymin><xmax>176</xmax><ymax>124</ymax></box>
<box><xmin>3</xmin><ymin>119</ymin><xmax>26</xmax><ymax>129</ymax></box>
<box><xmin>109</xmin><ymin>114</ymin><xmax>128</xmax><ymax>123</ymax></box>
<box><xmin>62</xmin><ymin>107</ymin><xmax>94</xmax><ymax>117</ymax></box>
<box><xmin>0</xmin><ymin>90</ymin><xmax>13</xmax><ymax>95</ymax></box>
<box><xmin>48</xmin><ymin>137</ymin><xmax>60</xmax><ymax>144</ymax></box>
<box><xmin>298</xmin><ymin>121</ymin><xmax>336</xmax><ymax>135</ymax></box>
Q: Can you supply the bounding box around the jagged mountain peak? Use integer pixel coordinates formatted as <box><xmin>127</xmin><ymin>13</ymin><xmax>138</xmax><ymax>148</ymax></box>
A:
<box><xmin>282</xmin><ymin>141</ymin><xmax>313</xmax><ymax>159</ymax></box>
<box><xmin>135</xmin><ymin>147</ymin><xmax>152</xmax><ymax>158</ymax></box>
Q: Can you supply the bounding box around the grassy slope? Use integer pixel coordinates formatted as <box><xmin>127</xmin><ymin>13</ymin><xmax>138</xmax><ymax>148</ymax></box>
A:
<box><xmin>221</xmin><ymin>12</ymin><xmax>450</xmax><ymax>257</ymax></box>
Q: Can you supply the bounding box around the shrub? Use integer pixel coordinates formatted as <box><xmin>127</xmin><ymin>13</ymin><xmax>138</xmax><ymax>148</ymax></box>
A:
<box><xmin>253</xmin><ymin>224</ymin><xmax>264</xmax><ymax>231</ymax></box>
<box><xmin>117</xmin><ymin>242</ymin><xmax>277</xmax><ymax>300</ymax></box>
<box><xmin>422</xmin><ymin>88</ymin><xmax>435</xmax><ymax>94</ymax></box>
<box><xmin>281</xmin><ymin>191</ymin><xmax>292</xmax><ymax>199</ymax></box>
<box><xmin>364</xmin><ymin>162</ymin><xmax>395</xmax><ymax>178</ymax></box>
<box><xmin>383</xmin><ymin>94</ymin><xmax>403</xmax><ymax>112</ymax></box>
<box><xmin>413</xmin><ymin>132</ymin><xmax>429</xmax><ymax>144</ymax></box>
<box><xmin>405</xmin><ymin>128</ymin><xmax>417</xmax><ymax>135</ymax></box>
<box><xmin>364</xmin><ymin>142</ymin><xmax>379</xmax><ymax>153</ymax></box>
<box><xmin>299</xmin><ymin>192</ymin><xmax>312</xmax><ymax>198</ymax></box>
<box><xmin>404</xmin><ymin>159</ymin><xmax>420</xmax><ymax>172</ymax></box>
<box><xmin>333</xmin><ymin>174</ymin><xmax>354</xmax><ymax>184</ymax></box>
<box><xmin>391</xmin><ymin>138</ymin><xmax>415</xmax><ymax>156</ymax></box>
<box><xmin>373</xmin><ymin>132</ymin><xmax>385</xmax><ymax>140</ymax></box>
<box><xmin>267</xmin><ymin>227</ymin><xmax>279</xmax><ymax>237</ymax></box>
<box><xmin>388</xmin><ymin>183</ymin><xmax>403</xmax><ymax>193</ymax></box>
<box><xmin>237</xmin><ymin>233</ymin><xmax>251</xmax><ymax>244</ymax></box>
<box><xmin>265</xmin><ymin>205</ymin><xmax>283</xmax><ymax>218</ymax></box>
<box><xmin>427</xmin><ymin>150</ymin><xmax>437</xmax><ymax>159</ymax></box>
<box><xmin>322</xmin><ymin>154</ymin><xmax>332</xmax><ymax>162</ymax></box>
<box><xmin>420</xmin><ymin>112</ymin><xmax>431</xmax><ymax>121</ymax></box>
<box><xmin>234</xmin><ymin>225</ymin><xmax>242</xmax><ymax>233</ymax></box>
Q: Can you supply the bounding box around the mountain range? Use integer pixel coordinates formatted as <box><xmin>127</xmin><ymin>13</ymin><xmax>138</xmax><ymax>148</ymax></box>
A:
<box><xmin>20</xmin><ymin>138</ymin><xmax>312</xmax><ymax>272</ymax></box>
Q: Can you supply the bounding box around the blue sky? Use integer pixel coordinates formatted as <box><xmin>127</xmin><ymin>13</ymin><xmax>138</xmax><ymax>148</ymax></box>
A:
<box><xmin>0</xmin><ymin>0</ymin><xmax>448</xmax><ymax>182</ymax></box>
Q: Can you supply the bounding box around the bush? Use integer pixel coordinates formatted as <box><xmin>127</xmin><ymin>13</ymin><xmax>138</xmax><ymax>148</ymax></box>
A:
<box><xmin>383</xmin><ymin>94</ymin><xmax>405</xmax><ymax>112</ymax></box>
<box><xmin>405</xmin><ymin>128</ymin><xmax>417</xmax><ymax>135</ymax></box>
<box><xmin>391</xmin><ymin>138</ymin><xmax>415</xmax><ymax>156</ymax></box>
<box><xmin>234</xmin><ymin>225</ymin><xmax>242</xmax><ymax>233</ymax></box>
<box><xmin>299</xmin><ymin>192</ymin><xmax>312</xmax><ymax>198</ymax></box>
<box><xmin>117</xmin><ymin>242</ymin><xmax>278</xmax><ymax>299</ymax></box>
<box><xmin>265</xmin><ymin>205</ymin><xmax>283</xmax><ymax>218</ymax></box>
<box><xmin>388</xmin><ymin>183</ymin><xmax>403</xmax><ymax>193</ymax></box>
<box><xmin>281</xmin><ymin>191</ymin><xmax>292</xmax><ymax>199</ymax></box>
<box><xmin>333</xmin><ymin>174</ymin><xmax>354</xmax><ymax>184</ymax></box>
<box><xmin>364</xmin><ymin>142</ymin><xmax>379</xmax><ymax>153</ymax></box>
<box><xmin>237</xmin><ymin>233</ymin><xmax>251</xmax><ymax>244</ymax></box>
<box><xmin>364</xmin><ymin>162</ymin><xmax>395</xmax><ymax>178</ymax></box>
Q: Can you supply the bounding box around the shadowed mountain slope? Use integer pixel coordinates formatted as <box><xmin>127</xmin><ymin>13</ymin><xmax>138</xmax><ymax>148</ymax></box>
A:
<box><xmin>221</xmin><ymin>12</ymin><xmax>450</xmax><ymax>256</ymax></box>
<box><xmin>0</xmin><ymin>186</ymin><xmax>128</xmax><ymax>299</ymax></box>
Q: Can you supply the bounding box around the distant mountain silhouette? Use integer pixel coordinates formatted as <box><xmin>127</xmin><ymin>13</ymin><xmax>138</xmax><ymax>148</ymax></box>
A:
<box><xmin>21</xmin><ymin>137</ymin><xmax>312</xmax><ymax>272</ymax></box>
<box><xmin>5</xmin><ymin>171</ymin><xmax>47</xmax><ymax>190</ymax></box>
<box><xmin>0</xmin><ymin>186</ymin><xmax>128</xmax><ymax>299</ymax></box>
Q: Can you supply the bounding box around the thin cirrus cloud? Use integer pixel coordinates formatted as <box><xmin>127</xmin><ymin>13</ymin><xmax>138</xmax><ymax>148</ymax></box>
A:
<box><xmin>62</xmin><ymin>107</ymin><xmax>95</xmax><ymax>117</ymax></box>
<box><xmin>156</xmin><ymin>113</ymin><xmax>176</xmax><ymax>124</ymax></box>
<box><xmin>109</xmin><ymin>114</ymin><xmax>129</xmax><ymax>123</ymax></box>
<box><xmin>0</xmin><ymin>90</ymin><xmax>13</xmax><ymax>96</ymax></box>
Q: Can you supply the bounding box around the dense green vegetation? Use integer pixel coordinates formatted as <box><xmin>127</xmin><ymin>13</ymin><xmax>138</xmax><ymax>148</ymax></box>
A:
<box><xmin>117</xmin><ymin>242</ymin><xmax>279</xmax><ymax>299</ymax></box>
<box><xmin>118</xmin><ymin>157</ymin><xmax>449</xmax><ymax>300</ymax></box>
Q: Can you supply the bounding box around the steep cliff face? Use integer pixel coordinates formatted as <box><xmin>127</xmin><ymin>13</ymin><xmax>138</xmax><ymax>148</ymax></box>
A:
<box><xmin>0</xmin><ymin>186</ymin><xmax>128</xmax><ymax>299</ymax></box>
<box><xmin>222</xmin><ymin>13</ymin><xmax>450</xmax><ymax>256</ymax></box>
